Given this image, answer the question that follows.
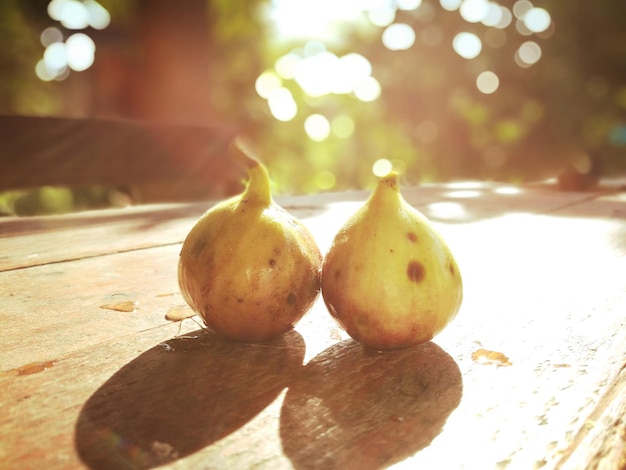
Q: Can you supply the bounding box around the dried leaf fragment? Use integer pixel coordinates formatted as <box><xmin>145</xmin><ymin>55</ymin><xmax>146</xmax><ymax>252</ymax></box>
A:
<box><xmin>99</xmin><ymin>301</ymin><xmax>138</xmax><ymax>312</ymax></box>
<box><xmin>471</xmin><ymin>348</ymin><xmax>512</xmax><ymax>366</ymax></box>
<box><xmin>165</xmin><ymin>305</ymin><xmax>196</xmax><ymax>322</ymax></box>
<box><xmin>16</xmin><ymin>360</ymin><xmax>56</xmax><ymax>376</ymax></box>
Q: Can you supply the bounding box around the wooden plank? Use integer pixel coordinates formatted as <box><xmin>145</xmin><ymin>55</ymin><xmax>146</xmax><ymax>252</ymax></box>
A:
<box><xmin>0</xmin><ymin>244</ymin><xmax>186</xmax><ymax>370</ymax></box>
<box><xmin>557</xmin><ymin>363</ymin><xmax>626</xmax><ymax>469</ymax></box>
<box><xmin>0</xmin><ymin>180</ymin><xmax>605</xmax><ymax>272</ymax></box>
<box><xmin>0</xmin><ymin>115</ymin><xmax>240</xmax><ymax>190</ymax></box>
<box><xmin>0</xmin><ymin>186</ymin><xmax>625</xmax><ymax>469</ymax></box>
<box><xmin>401</xmin><ymin>208</ymin><xmax>625</xmax><ymax>468</ymax></box>
<box><xmin>0</xmin><ymin>115</ymin><xmax>245</xmax><ymax>203</ymax></box>
<box><xmin>0</xmin><ymin>201</ymin><xmax>209</xmax><ymax>272</ymax></box>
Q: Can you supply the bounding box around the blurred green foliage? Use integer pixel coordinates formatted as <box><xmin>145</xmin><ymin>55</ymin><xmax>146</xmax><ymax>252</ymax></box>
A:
<box><xmin>217</xmin><ymin>0</ymin><xmax>626</xmax><ymax>191</ymax></box>
<box><xmin>1</xmin><ymin>0</ymin><xmax>625</xmax><ymax>215</ymax></box>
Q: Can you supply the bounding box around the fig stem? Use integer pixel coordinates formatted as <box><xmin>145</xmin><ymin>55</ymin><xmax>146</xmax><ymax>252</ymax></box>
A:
<box><xmin>378</xmin><ymin>171</ymin><xmax>400</xmax><ymax>192</ymax></box>
<box><xmin>231</xmin><ymin>136</ymin><xmax>272</xmax><ymax>205</ymax></box>
<box><xmin>369</xmin><ymin>171</ymin><xmax>401</xmax><ymax>208</ymax></box>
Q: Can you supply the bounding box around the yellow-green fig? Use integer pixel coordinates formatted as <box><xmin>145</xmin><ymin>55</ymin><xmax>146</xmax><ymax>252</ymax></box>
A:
<box><xmin>178</xmin><ymin>141</ymin><xmax>322</xmax><ymax>342</ymax></box>
<box><xmin>321</xmin><ymin>172</ymin><xmax>463</xmax><ymax>350</ymax></box>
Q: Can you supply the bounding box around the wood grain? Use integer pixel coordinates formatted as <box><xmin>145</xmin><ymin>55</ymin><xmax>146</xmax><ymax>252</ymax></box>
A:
<box><xmin>0</xmin><ymin>181</ymin><xmax>625</xmax><ymax>469</ymax></box>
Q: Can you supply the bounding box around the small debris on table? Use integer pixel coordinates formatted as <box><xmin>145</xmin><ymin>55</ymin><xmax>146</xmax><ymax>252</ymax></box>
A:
<box><xmin>165</xmin><ymin>305</ymin><xmax>196</xmax><ymax>322</ymax></box>
<box><xmin>151</xmin><ymin>441</ymin><xmax>179</xmax><ymax>463</ymax></box>
<box><xmin>16</xmin><ymin>360</ymin><xmax>56</xmax><ymax>376</ymax></box>
<box><xmin>99</xmin><ymin>301</ymin><xmax>138</xmax><ymax>312</ymax></box>
<box><xmin>471</xmin><ymin>348</ymin><xmax>512</xmax><ymax>367</ymax></box>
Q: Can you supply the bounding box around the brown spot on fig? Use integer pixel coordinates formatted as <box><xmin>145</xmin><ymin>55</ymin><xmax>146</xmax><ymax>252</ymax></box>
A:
<box><xmin>334</xmin><ymin>269</ymin><xmax>341</xmax><ymax>279</ymax></box>
<box><xmin>269</xmin><ymin>259</ymin><xmax>276</xmax><ymax>267</ymax></box>
<box><xmin>407</xmin><ymin>232</ymin><xmax>417</xmax><ymax>243</ymax></box>
<box><xmin>449</xmin><ymin>263</ymin><xmax>455</xmax><ymax>276</ymax></box>
<box><xmin>287</xmin><ymin>292</ymin><xmax>297</xmax><ymax>304</ymax></box>
<box><xmin>237</xmin><ymin>298</ymin><xmax>244</xmax><ymax>303</ymax></box>
<box><xmin>407</xmin><ymin>260</ymin><xmax>425</xmax><ymax>283</ymax></box>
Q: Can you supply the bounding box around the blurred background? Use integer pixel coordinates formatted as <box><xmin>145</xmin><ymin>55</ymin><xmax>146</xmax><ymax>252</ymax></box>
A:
<box><xmin>1</xmin><ymin>0</ymin><xmax>625</xmax><ymax>214</ymax></box>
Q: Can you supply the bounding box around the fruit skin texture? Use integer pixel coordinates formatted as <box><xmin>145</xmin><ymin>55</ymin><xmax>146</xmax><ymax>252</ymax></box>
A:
<box><xmin>178</xmin><ymin>157</ymin><xmax>322</xmax><ymax>343</ymax></box>
<box><xmin>321</xmin><ymin>173</ymin><xmax>463</xmax><ymax>350</ymax></box>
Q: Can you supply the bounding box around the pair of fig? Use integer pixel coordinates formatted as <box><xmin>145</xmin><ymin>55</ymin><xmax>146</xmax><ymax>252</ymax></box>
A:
<box><xmin>178</xmin><ymin>141</ymin><xmax>463</xmax><ymax>350</ymax></box>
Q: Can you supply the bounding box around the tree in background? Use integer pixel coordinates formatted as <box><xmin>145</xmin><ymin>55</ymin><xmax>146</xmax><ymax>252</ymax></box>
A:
<box><xmin>1</xmin><ymin>0</ymin><xmax>625</xmax><ymax>203</ymax></box>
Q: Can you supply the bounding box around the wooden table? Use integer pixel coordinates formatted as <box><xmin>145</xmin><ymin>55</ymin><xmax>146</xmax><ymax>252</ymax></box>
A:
<box><xmin>1</xmin><ymin>179</ymin><xmax>625</xmax><ymax>469</ymax></box>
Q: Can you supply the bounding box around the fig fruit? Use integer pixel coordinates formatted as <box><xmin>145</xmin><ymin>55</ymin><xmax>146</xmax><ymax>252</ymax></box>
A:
<box><xmin>178</xmin><ymin>140</ymin><xmax>322</xmax><ymax>342</ymax></box>
<box><xmin>321</xmin><ymin>172</ymin><xmax>463</xmax><ymax>350</ymax></box>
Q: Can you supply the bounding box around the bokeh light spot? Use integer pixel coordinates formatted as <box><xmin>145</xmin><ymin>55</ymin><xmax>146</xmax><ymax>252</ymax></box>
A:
<box><xmin>354</xmin><ymin>76</ymin><xmax>381</xmax><ymax>102</ymax></box>
<box><xmin>495</xmin><ymin>121</ymin><xmax>524</xmax><ymax>143</ymax></box>
<box><xmin>368</xmin><ymin>5</ymin><xmax>396</xmax><ymax>27</ymax></box>
<box><xmin>85</xmin><ymin>0</ymin><xmax>111</xmax><ymax>30</ymax></box>
<box><xmin>315</xmin><ymin>171</ymin><xmax>336</xmax><ymax>190</ymax></box>
<box><xmin>304</xmin><ymin>40</ymin><xmax>326</xmax><ymax>57</ymax></box>
<box><xmin>484</xmin><ymin>28</ymin><xmax>506</xmax><ymax>48</ymax></box>
<box><xmin>476</xmin><ymin>71</ymin><xmax>499</xmax><ymax>94</ymax></box>
<box><xmin>382</xmin><ymin>23</ymin><xmax>416</xmax><ymax>51</ymax></box>
<box><xmin>268</xmin><ymin>87</ymin><xmax>298</xmax><ymax>121</ymax></box>
<box><xmin>40</xmin><ymin>27</ymin><xmax>63</xmax><ymax>47</ymax></box>
<box><xmin>372</xmin><ymin>158</ymin><xmax>393</xmax><ymax>177</ymax></box>
<box><xmin>515</xmin><ymin>41</ymin><xmax>542</xmax><ymax>67</ymax></box>
<box><xmin>335</xmin><ymin>53</ymin><xmax>372</xmax><ymax>94</ymax></box>
<box><xmin>523</xmin><ymin>7</ymin><xmax>551</xmax><ymax>33</ymax></box>
<box><xmin>515</xmin><ymin>18</ymin><xmax>533</xmax><ymax>36</ymax></box>
<box><xmin>481</xmin><ymin>2</ymin><xmax>503</xmax><ymax>27</ymax></box>
<box><xmin>513</xmin><ymin>0</ymin><xmax>533</xmax><ymax>19</ymax></box>
<box><xmin>255</xmin><ymin>70</ymin><xmax>282</xmax><ymax>99</ymax></box>
<box><xmin>305</xmin><ymin>114</ymin><xmax>331</xmax><ymax>141</ymax></box>
<box><xmin>460</xmin><ymin>0</ymin><xmax>490</xmax><ymax>23</ymax></box>
<box><xmin>35</xmin><ymin>59</ymin><xmax>56</xmax><ymax>81</ymax></box>
<box><xmin>275</xmin><ymin>52</ymin><xmax>301</xmax><ymax>79</ymax></box>
<box><xmin>495</xmin><ymin>6</ymin><xmax>513</xmax><ymax>28</ymax></box>
<box><xmin>331</xmin><ymin>115</ymin><xmax>355</xmax><ymax>138</ymax></box>
<box><xmin>58</xmin><ymin>0</ymin><xmax>90</xmax><ymax>29</ymax></box>
<box><xmin>440</xmin><ymin>0</ymin><xmax>462</xmax><ymax>11</ymax></box>
<box><xmin>397</xmin><ymin>0</ymin><xmax>423</xmax><ymax>10</ymax></box>
<box><xmin>44</xmin><ymin>42</ymin><xmax>68</xmax><ymax>72</ymax></box>
<box><xmin>65</xmin><ymin>33</ymin><xmax>95</xmax><ymax>71</ymax></box>
<box><xmin>453</xmin><ymin>32</ymin><xmax>482</xmax><ymax>59</ymax></box>
<box><xmin>295</xmin><ymin>50</ymin><xmax>339</xmax><ymax>97</ymax></box>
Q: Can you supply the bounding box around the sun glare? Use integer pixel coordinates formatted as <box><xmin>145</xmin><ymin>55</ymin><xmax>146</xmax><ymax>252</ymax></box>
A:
<box><xmin>268</xmin><ymin>0</ymin><xmax>363</xmax><ymax>43</ymax></box>
<box><xmin>258</xmin><ymin>0</ymin><xmax>554</xmax><ymax>123</ymax></box>
<box><xmin>256</xmin><ymin>38</ymin><xmax>381</xmax><ymax>118</ymax></box>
